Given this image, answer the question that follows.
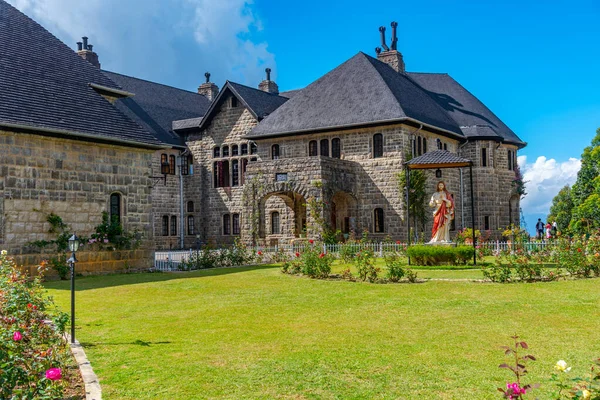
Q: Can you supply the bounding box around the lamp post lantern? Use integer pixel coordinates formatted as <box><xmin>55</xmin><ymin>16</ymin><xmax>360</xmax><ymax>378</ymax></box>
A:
<box><xmin>67</xmin><ymin>234</ymin><xmax>80</xmax><ymax>344</ymax></box>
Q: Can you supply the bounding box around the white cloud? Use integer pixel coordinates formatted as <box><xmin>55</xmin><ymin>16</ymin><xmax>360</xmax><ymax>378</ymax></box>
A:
<box><xmin>518</xmin><ymin>155</ymin><xmax>581</xmax><ymax>215</ymax></box>
<box><xmin>7</xmin><ymin>0</ymin><xmax>275</xmax><ymax>90</ymax></box>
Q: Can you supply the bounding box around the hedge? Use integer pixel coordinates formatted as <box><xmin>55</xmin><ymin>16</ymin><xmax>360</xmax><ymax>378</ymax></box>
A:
<box><xmin>406</xmin><ymin>245</ymin><xmax>475</xmax><ymax>266</ymax></box>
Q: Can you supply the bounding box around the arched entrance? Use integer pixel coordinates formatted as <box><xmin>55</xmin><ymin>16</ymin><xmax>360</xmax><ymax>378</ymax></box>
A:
<box><xmin>259</xmin><ymin>190</ymin><xmax>307</xmax><ymax>245</ymax></box>
<box><xmin>330</xmin><ymin>191</ymin><xmax>357</xmax><ymax>237</ymax></box>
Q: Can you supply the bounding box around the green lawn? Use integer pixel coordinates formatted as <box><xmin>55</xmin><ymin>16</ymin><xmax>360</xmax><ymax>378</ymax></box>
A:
<box><xmin>45</xmin><ymin>265</ymin><xmax>600</xmax><ymax>399</ymax></box>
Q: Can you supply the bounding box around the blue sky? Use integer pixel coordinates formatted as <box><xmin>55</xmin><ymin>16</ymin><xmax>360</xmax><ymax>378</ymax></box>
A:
<box><xmin>9</xmin><ymin>0</ymin><xmax>600</xmax><ymax>233</ymax></box>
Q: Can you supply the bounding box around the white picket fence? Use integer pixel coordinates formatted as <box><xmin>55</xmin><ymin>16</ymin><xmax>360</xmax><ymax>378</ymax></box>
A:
<box><xmin>153</xmin><ymin>241</ymin><xmax>555</xmax><ymax>271</ymax></box>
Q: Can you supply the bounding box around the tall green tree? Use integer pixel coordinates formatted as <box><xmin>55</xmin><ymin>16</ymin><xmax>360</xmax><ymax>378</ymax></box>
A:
<box><xmin>398</xmin><ymin>151</ymin><xmax>428</xmax><ymax>241</ymax></box>
<box><xmin>546</xmin><ymin>185</ymin><xmax>573</xmax><ymax>233</ymax></box>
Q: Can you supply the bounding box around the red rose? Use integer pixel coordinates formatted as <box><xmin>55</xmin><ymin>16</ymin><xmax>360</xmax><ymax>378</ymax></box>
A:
<box><xmin>577</xmin><ymin>248</ymin><xmax>582</xmax><ymax>252</ymax></box>
<box><xmin>257</xmin><ymin>251</ymin><xmax>263</xmax><ymax>256</ymax></box>
<box><xmin>27</xmin><ymin>303</ymin><xmax>32</xmax><ymax>309</ymax></box>
<box><xmin>295</xmin><ymin>252</ymin><xmax>300</xmax><ymax>258</ymax></box>
<box><xmin>319</xmin><ymin>253</ymin><xmax>325</xmax><ymax>258</ymax></box>
<box><xmin>396</xmin><ymin>241</ymin><xmax>401</xmax><ymax>245</ymax></box>
<box><xmin>309</xmin><ymin>239</ymin><xmax>314</xmax><ymax>244</ymax></box>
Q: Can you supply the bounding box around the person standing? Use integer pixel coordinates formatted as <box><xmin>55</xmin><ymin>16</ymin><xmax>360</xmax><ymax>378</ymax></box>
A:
<box><xmin>536</xmin><ymin>218</ymin><xmax>544</xmax><ymax>240</ymax></box>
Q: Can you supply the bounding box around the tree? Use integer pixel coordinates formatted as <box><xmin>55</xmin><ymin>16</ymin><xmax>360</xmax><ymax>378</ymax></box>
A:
<box><xmin>546</xmin><ymin>185</ymin><xmax>573</xmax><ymax>233</ymax></box>
<box><xmin>398</xmin><ymin>151</ymin><xmax>428</xmax><ymax>241</ymax></box>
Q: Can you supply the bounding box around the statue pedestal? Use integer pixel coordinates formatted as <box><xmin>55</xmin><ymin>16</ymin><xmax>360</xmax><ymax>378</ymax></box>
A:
<box><xmin>425</xmin><ymin>241</ymin><xmax>454</xmax><ymax>246</ymax></box>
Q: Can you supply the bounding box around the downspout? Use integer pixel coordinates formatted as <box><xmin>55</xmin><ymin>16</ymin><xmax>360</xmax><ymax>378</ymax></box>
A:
<box><xmin>179</xmin><ymin>149</ymin><xmax>190</xmax><ymax>249</ymax></box>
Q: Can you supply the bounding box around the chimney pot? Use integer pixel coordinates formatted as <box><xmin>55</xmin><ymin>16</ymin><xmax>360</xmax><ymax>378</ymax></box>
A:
<box><xmin>82</xmin><ymin>36</ymin><xmax>88</xmax><ymax>50</ymax></box>
<box><xmin>77</xmin><ymin>42</ymin><xmax>83</xmax><ymax>51</ymax></box>
<box><xmin>265</xmin><ymin>68</ymin><xmax>271</xmax><ymax>81</ymax></box>
<box><xmin>205</xmin><ymin>72</ymin><xmax>211</xmax><ymax>83</ymax></box>
<box><xmin>88</xmin><ymin>44</ymin><xmax>93</xmax><ymax>51</ymax></box>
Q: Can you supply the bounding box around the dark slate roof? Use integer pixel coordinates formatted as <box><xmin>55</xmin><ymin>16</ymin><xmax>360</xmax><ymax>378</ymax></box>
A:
<box><xmin>247</xmin><ymin>52</ymin><xmax>464</xmax><ymax>139</ymax></box>
<box><xmin>198</xmin><ymin>81</ymin><xmax>289</xmax><ymax>131</ymax></box>
<box><xmin>279</xmin><ymin>89</ymin><xmax>302</xmax><ymax>99</ymax></box>
<box><xmin>405</xmin><ymin>150</ymin><xmax>472</xmax><ymax>169</ymax></box>
<box><xmin>172</xmin><ymin>117</ymin><xmax>203</xmax><ymax>131</ymax></box>
<box><xmin>407</xmin><ymin>72</ymin><xmax>525</xmax><ymax>147</ymax></box>
<box><xmin>0</xmin><ymin>1</ymin><xmax>162</xmax><ymax>147</ymax></box>
<box><xmin>103</xmin><ymin>71</ymin><xmax>211</xmax><ymax>146</ymax></box>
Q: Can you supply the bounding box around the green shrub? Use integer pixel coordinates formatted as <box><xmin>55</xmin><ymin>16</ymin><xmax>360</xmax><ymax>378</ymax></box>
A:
<box><xmin>406</xmin><ymin>245</ymin><xmax>475</xmax><ymax>266</ymax></box>
<box><xmin>354</xmin><ymin>248</ymin><xmax>380</xmax><ymax>282</ymax></box>
<box><xmin>339</xmin><ymin>241</ymin><xmax>360</xmax><ymax>264</ymax></box>
<box><xmin>383</xmin><ymin>252</ymin><xmax>405</xmax><ymax>282</ymax></box>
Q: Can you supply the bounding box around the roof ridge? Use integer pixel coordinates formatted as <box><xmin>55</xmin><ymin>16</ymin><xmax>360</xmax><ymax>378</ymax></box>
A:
<box><xmin>228</xmin><ymin>80</ymin><xmax>288</xmax><ymax>99</ymax></box>
<box><xmin>103</xmin><ymin>70</ymin><xmax>204</xmax><ymax>96</ymax></box>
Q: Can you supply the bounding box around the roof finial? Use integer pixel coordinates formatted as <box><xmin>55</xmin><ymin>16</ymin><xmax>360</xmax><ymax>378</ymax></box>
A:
<box><xmin>265</xmin><ymin>67</ymin><xmax>271</xmax><ymax>81</ymax></box>
<box><xmin>390</xmin><ymin>21</ymin><xmax>398</xmax><ymax>50</ymax></box>
<box><xmin>205</xmin><ymin>72</ymin><xmax>211</xmax><ymax>83</ymax></box>
<box><xmin>378</xmin><ymin>26</ymin><xmax>389</xmax><ymax>52</ymax></box>
<box><xmin>375</xmin><ymin>47</ymin><xmax>382</xmax><ymax>55</ymax></box>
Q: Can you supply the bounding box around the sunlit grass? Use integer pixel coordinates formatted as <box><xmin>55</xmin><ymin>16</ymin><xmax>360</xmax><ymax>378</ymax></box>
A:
<box><xmin>45</xmin><ymin>265</ymin><xmax>600</xmax><ymax>399</ymax></box>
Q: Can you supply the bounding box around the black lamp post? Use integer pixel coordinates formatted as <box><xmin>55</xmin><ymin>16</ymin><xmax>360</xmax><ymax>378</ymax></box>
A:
<box><xmin>67</xmin><ymin>234</ymin><xmax>80</xmax><ymax>344</ymax></box>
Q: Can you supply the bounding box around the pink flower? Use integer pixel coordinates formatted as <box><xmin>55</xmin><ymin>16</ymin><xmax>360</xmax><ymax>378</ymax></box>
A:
<box><xmin>295</xmin><ymin>252</ymin><xmax>300</xmax><ymax>258</ymax></box>
<box><xmin>319</xmin><ymin>253</ymin><xmax>325</xmax><ymax>258</ymax></box>
<box><xmin>309</xmin><ymin>239</ymin><xmax>314</xmax><ymax>244</ymax></box>
<box><xmin>45</xmin><ymin>368</ymin><xmax>62</xmax><ymax>381</ymax></box>
<box><xmin>506</xmin><ymin>382</ymin><xmax>526</xmax><ymax>398</ymax></box>
<box><xmin>13</xmin><ymin>331</ymin><xmax>22</xmax><ymax>341</ymax></box>
<box><xmin>103</xmin><ymin>239</ymin><xmax>109</xmax><ymax>244</ymax></box>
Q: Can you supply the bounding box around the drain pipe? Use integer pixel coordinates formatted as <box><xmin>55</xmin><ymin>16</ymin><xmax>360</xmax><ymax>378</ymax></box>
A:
<box><xmin>178</xmin><ymin>149</ymin><xmax>190</xmax><ymax>249</ymax></box>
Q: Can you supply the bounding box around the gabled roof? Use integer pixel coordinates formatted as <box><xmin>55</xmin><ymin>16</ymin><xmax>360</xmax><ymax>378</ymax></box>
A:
<box><xmin>247</xmin><ymin>52</ymin><xmax>464</xmax><ymax>139</ymax></box>
<box><xmin>198</xmin><ymin>81</ymin><xmax>289</xmax><ymax>131</ymax></box>
<box><xmin>405</xmin><ymin>150</ymin><xmax>472</xmax><ymax>169</ymax></box>
<box><xmin>0</xmin><ymin>0</ymin><xmax>162</xmax><ymax>148</ymax></box>
<box><xmin>407</xmin><ymin>72</ymin><xmax>525</xmax><ymax>147</ymax></box>
<box><xmin>103</xmin><ymin>71</ymin><xmax>211</xmax><ymax>147</ymax></box>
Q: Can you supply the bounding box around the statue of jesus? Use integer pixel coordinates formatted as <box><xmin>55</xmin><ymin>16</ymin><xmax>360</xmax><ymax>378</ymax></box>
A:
<box><xmin>428</xmin><ymin>181</ymin><xmax>454</xmax><ymax>243</ymax></box>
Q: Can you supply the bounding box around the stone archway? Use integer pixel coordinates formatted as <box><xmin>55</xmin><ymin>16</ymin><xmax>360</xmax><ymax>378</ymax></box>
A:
<box><xmin>259</xmin><ymin>190</ymin><xmax>307</xmax><ymax>245</ymax></box>
<box><xmin>330</xmin><ymin>191</ymin><xmax>358</xmax><ymax>236</ymax></box>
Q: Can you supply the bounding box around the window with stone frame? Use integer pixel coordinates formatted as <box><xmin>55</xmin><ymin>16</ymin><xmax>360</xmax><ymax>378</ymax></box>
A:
<box><xmin>271</xmin><ymin>144</ymin><xmax>280</xmax><ymax>160</ymax></box>
<box><xmin>484</xmin><ymin>215</ymin><xmax>490</xmax><ymax>231</ymax></box>
<box><xmin>373</xmin><ymin>133</ymin><xmax>383</xmax><ymax>158</ymax></box>
<box><xmin>232</xmin><ymin>159</ymin><xmax>239</xmax><ymax>186</ymax></box>
<box><xmin>417</xmin><ymin>136</ymin><xmax>422</xmax><ymax>156</ymax></box>
<box><xmin>250</xmin><ymin>142</ymin><xmax>257</xmax><ymax>155</ymax></box>
<box><xmin>232</xmin><ymin>144</ymin><xmax>239</xmax><ymax>156</ymax></box>
<box><xmin>241</xmin><ymin>143</ymin><xmax>248</xmax><ymax>155</ymax></box>
<box><xmin>309</xmin><ymin>140</ymin><xmax>318</xmax><ymax>157</ymax></box>
<box><xmin>232</xmin><ymin>214</ymin><xmax>240</xmax><ymax>235</ymax></box>
<box><xmin>332</xmin><ymin>138</ymin><xmax>341</xmax><ymax>159</ymax></box>
<box><xmin>481</xmin><ymin>148</ymin><xmax>488</xmax><ymax>167</ymax></box>
<box><xmin>162</xmin><ymin>215</ymin><xmax>169</xmax><ymax>236</ymax></box>
<box><xmin>187</xmin><ymin>216</ymin><xmax>195</xmax><ymax>235</ymax></box>
<box><xmin>169</xmin><ymin>155</ymin><xmax>176</xmax><ymax>175</ymax></box>
<box><xmin>187</xmin><ymin>201</ymin><xmax>194</xmax><ymax>213</ymax></box>
<box><xmin>508</xmin><ymin>150</ymin><xmax>514</xmax><ymax>171</ymax></box>
<box><xmin>213</xmin><ymin>147</ymin><xmax>220</xmax><ymax>158</ymax></box>
<box><xmin>271</xmin><ymin>211</ymin><xmax>280</xmax><ymax>234</ymax></box>
<box><xmin>231</xmin><ymin>96</ymin><xmax>238</xmax><ymax>108</ymax></box>
<box><xmin>110</xmin><ymin>193</ymin><xmax>121</xmax><ymax>224</ymax></box>
<box><xmin>222</xmin><ymin>145</ymin><xmax>229</xmax><ymax>157</ymax></box>
<box><xmin>241</xmin><ymin>159</ymin><xmax>248</xmax><ymax>185</ymax></box>
<box><xmin>170</xmin><ymin>216</ymin><xmax>177</xmax><ymax>236</ymax></box>
<box><xmin>374</xmin><ymin>208</ymin><xmax>385</xmax><ymax>233</ymax></box>
<box><xmin>223</xmin><ymin>214</ymin><xmax>231</xmax><ymax>235</ymax></box>
<box><xmin>181</xmin><ymin>154</ymin><xmax>189</xmax><ymax>175</ymax></box>
<box><xmin>320</xmin><ymin>139</ymin><xmax>329</xmax><ymax>157</ymax></box>
<box><xmin>443</xmin><ymin>143</ymin><xmax>448</xmax><ymax>151</ymax></box>
<box><xmin>437</xmin><ymin>139</ymin><xmax>442</xmax><ymax>150</ymax></box>
<box><xmin>160</xmin><ymin>153</ymin><xmax>168</xmax><ymax>173</ymax></box>
<box><xmin>214</xmin><ymin>160</ymin><xmax>230</xmax><ymax>188</ymax></box>
<box><xmin>423</xmin><ymin>137</ymin><xmax>427</xmax><ymax>153</ymax></box>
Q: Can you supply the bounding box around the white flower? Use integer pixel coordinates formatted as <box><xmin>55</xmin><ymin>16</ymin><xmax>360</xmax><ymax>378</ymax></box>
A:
<box><xmin>554</xmin><ymin>360</ymin><xmax>571</xmax><ymax>372</ymax></box>
<box><xmin>1</xmin><ymin>250</ymin><xmax>6</xmax><ymax>256</ymax></box>
<box><xmin>582</xmin><ymin>389</ymin><xmax>591</xmax><ymax>399</ymax></box>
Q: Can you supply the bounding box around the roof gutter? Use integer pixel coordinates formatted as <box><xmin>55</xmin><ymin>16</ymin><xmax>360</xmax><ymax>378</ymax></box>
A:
<box><xmin>89</xmin><ymin>83</ymin><xmax>135</xmax><ymax>98</ymax></box>
<box><xmin>0</xmin><ymin>122</ymin><xmax>168</xmax><ymax>150</ymax></box>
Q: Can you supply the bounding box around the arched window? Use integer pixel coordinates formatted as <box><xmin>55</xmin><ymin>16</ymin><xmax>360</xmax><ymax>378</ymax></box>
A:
<box><xmin>250</xmin><ymin>142</ymin><xmax>257</xmax><ymax>155</ymax></box>
<box><xmin>187</xmin><ymin>216</ymin><xmax>195</xmax><ymax>235</ymax></box>
<box><xmin>170</xmin><ymin>216</ymin><xmax>177</xmax><ymax>236</ymax></box>
<box><xmin>232</xmin><ymin>214</ymin><xmax>240</xmax><ymax>235</ymax></box>
<box><xmin>232</xmin><ymin>159</ymin><xmax>239</xmax><ymax>186</ymax></box>
<box><xmin>222</xmin><ymin>145</ymin><xmax>229</xmax><ymax>157</ymax></box>
<box><xmin>241</xmin><ymin>158</ymin><xmax>248</xmax><ymax>185</ymax></box>
<box><xmin>214</xmin><ymin>160</ymin><xmax>230</xmax><ymax>187</ymax></box>
<box><xmin>271</xmin><ymin>211</ymin><xmax>280</xmax><ymax>234</ymax></box>
<box><xmin>423</xmin><ymin>138</ymin><xmax>427</xmax><ymax>153</ymax></box>
<box><xmin>223</xmin><ymin>214</ymin><xmax>231</xmax><ymax>235</ymax></box>
<box><xmin>187</xmin><ymin>201</ymin><xmax>194</xmax><ymax>213</ymax></box>
<box><xmin>169</xmin><ymin>155</ymin><xmax>176</xmax><ymax>175</ymax></box>
<box><xmin>162</xmin><ymin>215</ymin><xmax>169</xmax><ymax>236</ymax></box>
<box><xmin>271</xmin><ymin>144</ymin><xmax>280</xmax><ymax>160</ymax></box>
<box><xmin>309</xmin><ymin>140</ymin><xmax>318</xmax><ymax>157</ymax></box>
<box><xmin>213</xmin><ymin>147</ymin><xmax>220</xmax><ymax>158</ymax></box>
<box><xmin>160</xmin><ymin>153</ymin><xmax>169</xmax><ymax>174</ymax></box>
<box><xmin>110</xmin><ymin>193</ymin><xmax>121</xmax><ymax>224</ymax></box>
<box><xmin>374</xmin><ymin>208</ymin><xmax>384</xmax><ymax>233</ymax></box>
<box><xmin>332</xmin><ymin>138</ymin><xmax>341</xmax><ymax>159</ymax></box>
<box><xmin>241</xmin><ymin>143</ymin><xmax>248</xmax><ymax>155</ymax></box>
<box><xmin>232</xmin><ymin>144</ymin><xmax>239</xmax><ymax>156</ymax></box>
<box><xmin>373</xmin><ymin>134</ymin><xmax>383</xmax><ymax>158</ymax></box>
<box><xmin>320</xmin><ymin>139</ymin><xmax>329</xmax><ymax>157</ymax></box>
<box><xmin>437</xmin><ymin>139</ymin><xmax>442</xmax><ymax>150</ymax></box>
<box><xmin>481</xmin><ymin>148</ymin><xmax>488</xmax><ymax>167</ymax></box>
<box><xmin>417</xmin><ymin>136</ymin><xmax>422</xmax><ymax>156</ymax></box>
<box><xmin>443</xmin><ymin>143</ymin><xmax>448</xmax><ymax>151</ymax></box>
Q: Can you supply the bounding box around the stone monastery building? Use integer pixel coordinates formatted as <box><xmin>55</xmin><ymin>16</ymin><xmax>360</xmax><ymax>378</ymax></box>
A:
<box><xmin>0</xmin><ymin>1</ymin><xmax>526</xmax><ymax>256</ymax></box>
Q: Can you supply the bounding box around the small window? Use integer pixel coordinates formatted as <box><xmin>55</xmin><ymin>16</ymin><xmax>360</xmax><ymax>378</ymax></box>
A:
<box><xmin>437</xmin><ymin>139</ymin><xmax>442</xmax><ymax>150</ymax></box>
<box><xmin>272</xmin><ymin>144</ymin><xmax>280</xmax><ymax>160</ymax></box>
<box><xmin>232</xmin><ymin>145</ymin><xmax>239</xmax><ymax>156</ymax></box>
<box><xmin>187</xmin><ymin>201</ymin><xmax>194</xmax><ymax>213</ymax></box>
<box><xmin>320</xmin><ymin>139</ymin><xmax>329</xmax><ymax>157</ymax></box>
<box><xmin>484</xmin><ymin>216</ymin><xmax>490</xmax><ymax>231</ymax></box>
<box><xmin>332</xmin><ymin>138</ymin><xmax>341</xmax><ymax>159</ymax></box>
<box><xmin>232</xmin><ymin>214</ymin><xmax>240</xmax><ymax>235</ymax></box>
<box><xmin>231</xmin><ymin>96</ymin><xmax>238</xmax><ymax>108</ymax></box>
<box><xmin>276</xmin><ymin>173</ymin><xmax>288</xmax><ymax>182</ymax></box>
<box><xmin>412</xmin><ymin>137</ymin><xmax>417</xmax><ymax>157</ymax></box>
<box><xmin>170</xmin><ymin>216</ymin><xmax>177</xmax><ymax>236</ymax></box>
<box><xmin>222</xmin><ymin>145</ymin><xmax>229</xmax><ymax>157</ymax></box>
<box><xmin>169</xmin><ymin>155</ymin><xmax>176</xmax><ymax>175</ymax></box>
<box><xmin>250</xmin><ymin>142</ymin><xmax>257</xmax><ymax>155</ymax></box>
<box><xmin>309</xmin><ymin>140</ymin><xmax>318</xmax><ymax>157</ymax></box>
<box><xmin>423</xmin><ymin>138</ymin><xmax>427</xmax><ymax>153</ymax></box>
<box><xmin>373</xmin><ymin>133</ymin><xmax>383</xmax><ymax>158</ymax></box>
<box><xmin>110</xmin><ymin>193</ymin><xmax>121</xmax><ymax>224</ymax></box>
<box><xmin>213</xmin><ymin>147</ymin><xmax>220</xmax><ymax>158</ymax></box>
<box><xmin>187</xmin><ymin>216</ymin><xmax>195</xmax><ymax>235</ymax></box>
<box><xmin>271</xmin><ymin>211</ymin><xmax>280</xmax><ymax>234</ymax></box>
<box><xmin>241</xmin><ymin>144</ymin><xmax>248</xmax><ymax>155</ymax></box>
<box><xmin>417</xmin><ymin>137</ymin><xmax>422</xmax><ymax>156</ymax></box>
<box><xmin>241</xmin><ymin>158</ymin><xmax>248</xmax><ymax>185</ymax></box>
<box><xmin>160</xmin><ymin>154</ymin><xmax>169</xmax><ymax>174</ymax></box>
<box><xmin>374</xmin><ymin>208</ymin><xmax>384</xmax><ymax>233</ymax></box>
<box><xmin>181</xmin><ymin>155</ymin><xmax>189</xmax><ymax>175</ymax></box>
<box><xmin>223</xmin><ymin>214</ymin><xmax>231</xmax><ymax>235</ymax></box>
<box><xmin>508</xmin><ymin>150</ymin><xmax>513</xmax><ymax>171</ymax></box>
<box><xmin>232</xmin><ymin>159</ymin><xmax>239</xmax><ymax>187</ymax></box>
<box><xmin>443</xmin><ymin>143</ymin><xmax>448</xmax><ymax>151</ymax></box>
<box><xmin>481</xmin><ymin>148</ymin><xmax>487</xmax><ymax>167</ymax></box>
<box><xmin>162</xmin><ymin>215</ymin><xmax>169</xmax><ymax>236</ymax></box>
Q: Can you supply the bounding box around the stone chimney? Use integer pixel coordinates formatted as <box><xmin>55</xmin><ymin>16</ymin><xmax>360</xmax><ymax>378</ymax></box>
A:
<box><xmin>258</xmin><ymin>68</ymin><xmax>279</xmax><ymax>95</ymax></box>
<box><xmin>76</xmin><ymin>36</ymin><xmax>101</xmax><ymax>68</ymax></box>
<box><xmin>375</xmin><ymin>22</ymin><xmax>405</xmax><ymax>73</ymax></box>
<box><xmin>197</xmin><ymin>72</ymin><xmax>219</xmax><ymax>101</ymax></box>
